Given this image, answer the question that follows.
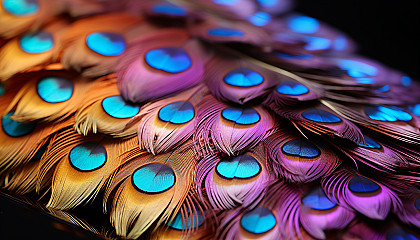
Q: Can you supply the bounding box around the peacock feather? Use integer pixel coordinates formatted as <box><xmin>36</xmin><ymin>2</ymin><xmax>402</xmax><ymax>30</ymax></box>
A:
<box><xmin>0</xmin><ymin>0</ymin><xmax>419</xmax><ymax>239</ymax></box>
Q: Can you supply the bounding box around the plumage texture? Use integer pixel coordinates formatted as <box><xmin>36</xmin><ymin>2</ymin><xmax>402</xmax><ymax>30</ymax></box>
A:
<box><xmin>0</xmin><ymin>0</ymin><xmax>419</xmax><ymax>239</ymax></box>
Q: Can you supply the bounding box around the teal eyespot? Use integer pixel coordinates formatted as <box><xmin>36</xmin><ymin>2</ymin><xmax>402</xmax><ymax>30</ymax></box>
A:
<box><xmin>132</xmin><ymin>163</ymin><xmax>175</xmax><ymax>194</ymax></box>
<box><xmin>19</xmin><ymin>31</ymin><xmax>53</xmax><ymax>54</ymax></box>
<box><xmin>221</xmin><ymin>107</ymin><xmax>260</xmax><ymax>125</ymax></box>
<box><xmin>288</xmin><ymin>15</ymin><xmax>320</xmax><ymax>34</ymax></box>
<box><xmin>145</xmin><ymin>47</ymin><xmax>191</xmax><ymax>73</ymax></box>
<box><xmin>69</xmin><ymin>142</ymin><xmax>107</xmax><ymax>172</ymax></box>
<box><xmin>216</xmin><ymin>155</ymin><xmax>261</xmax><ymax>179</ymax></box>
<box><xmin>2</xmin><ymin>0</ymin><xmax>39</xmax><ymax>16</ymax></box>
<box><xmin>167</xmin><ymin>208</ymin><xmax>204</xmax><ymax>230</ymax></box>
<box><xmin>37</xmin><ymin>77</ymin><xmax>73</xmax><ymax>103</ymax></box>
<box><xmin>158</xmin><ymin>101</ymin><xmax>194</xmax><ymax>124</ymax></box>
<box><xmin>2</xmin><ymin>112</ymin><xmax>36</xmax><ymax>137</ymax></box>
<box><xmin>240</xmin><ymin>206</ymin><xmax>276</xmax><ymax>234</ymax></box>
<box><xmin>102</xmin><ymin>95</ymin><xmax>140</xmax><ymax>119</ymax></box>
<box><xmin>86</xmin><ymin>32</ymin><xmax>126</xmax><ymax>56</ymax></box>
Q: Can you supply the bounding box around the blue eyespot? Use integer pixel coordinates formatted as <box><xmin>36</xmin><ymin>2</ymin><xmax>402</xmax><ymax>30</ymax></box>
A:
<box><xmin>213</xmin><ymin>0</ymin><xmax>240</xmax><ymax>6</ymax></box>
<box><xmin>37</xmin><ymin>77</ymin><xmax>73</xmax><ymax>103</ymax></box>
<box><xmin>401</xmin><ymin>76</ymin><xmax>412</xmax><ymax>87</ymax></box>
<box><xmin>337</xmin><ymin>59</ymin><xmax>378</xmax><ymax>78</ymax></box>
<box><xmin>333</xmin><ymin>35</ymin><xmax>348</xmax><ymax>51</ymax></box>
<box><xmin>86</xmin><ymin>32</ymin><xmax>126</xmax><ymax>56</ymax></box>
<box><xmin>2</xmin><ymin>112</ymin><xmax>36</xmax><ymax>137</ymax></box>
<box><xmin>248</xmin><ymin>11</ymin><xmax>271</xmax><ymax>26</ymax></box>
<box><xmin>158</xmin><ymin>101</ymin><xmax>194</xmax><ymax>124</ymax></box>
<box><xmin>207</xmin><ymin>28</ymin><xmax>244</xmax><ymax>37</ymax></box>
<box><xmin>151</xmin><ymin>2</ymin><xmax>187</xmax><ymax>16</ymax></box>
<box><xmin>365</xmin><ymin>106</ymin><xmax>412</xmax><ymax>122</ymax></box>
<box><xmin>224</xmin><ymin>68</ymin><xmax>264</xmax><ymax>87</ymax></box>
<box><xmin>282</xmin><ymin>139</ymin><xmax>320</xmax><ymax>158</ymax></box>
<box><xmin>240</xmin><ymin>206</ymin><xmax>276</xmax><ymax>234</ymax></box>
<box><xmin>2</xmin><ymin>0</ymin><xmax>39</xmax><ymax>16</ymax></box>
<box><xmin>302</xmin><ymin>187</ymin><xmax>336</xmax><ymax>211</ymax></box>
<box><xmin>301</xmin><ymin>109</ymin><xmax>341</xmax><ymax>123</ymax></box>
<box><xmin>288</xmin><ymin>15</ymin><xmax>320</xmax><ymax>34</ymax></box>
<box><xmin>132</xmin><ymin>163</ymin><xmax>175</xmax><ymax>194</ymax></box>
<box><xmin>168</xmin><ymin>209</ymin><xmax>204</xmax><ymax>230</ymax></box>
<box><xmin>376</xmin><ymin>85</ymin><xmax>390</xmax><ymax>93</ymax></box>
<box><xmin>69</xmin><ymin>142</ymin><xmax>107</xmax><ymax>172</ymax></box>
<box><xmin>102</xmin><ymin>95</ymin><xmax>140</xmax><ymax>119</ymax></box>
<box><xmin>358</xmin><ymin>135</ymin><xmax>381</xmax><ymax>149</ymax></box>
<box><xmin>304</xmin><ymin>36</ymin><xmax>331</xmax><ymax>51</ymax></box>
<box><xmin>216</xmin><ymin>155</ymin><xmax>261</xmax><ymax>179</ymax></box>
<box><xmin>348</xmin><ymin>176</ymin><xmax>380</xmax><ymax>194</ymax></box>
<box><xmin>276</xmin><ymin>53</ymin><xmax>313</xmax><ymax>60</ymax></box>
<box><xmin>257</xmin><ymin>0</ymin><xmax>278</xmax><ymax>7</ymax></box>
<box><xmin>145</xmin><ymin>47</ymin><xmax>191</xmax><ymax>73</ymax></box>
<box><xmin>386</xmin><ymin>228</ymin><xmax>419</xmax><ymax>240</ymax></box>
<box><xmin>409</xmin><ymin>104</ymin><xmax>420</xmax><ymax>117</ymax></box>
<box><xmin>276</xmin><ymin>81</ymin><xmax>309</xmax><ymax>95</ymax></box>
<box><xmin>221</xmin><ymin>107</ymin><xmax>260</xmax><ymax>125</ymax></box>
<box><xmin>19</xmin><ymin>31</ymin><xmax>53</xmax><ymax>54</ymax></box>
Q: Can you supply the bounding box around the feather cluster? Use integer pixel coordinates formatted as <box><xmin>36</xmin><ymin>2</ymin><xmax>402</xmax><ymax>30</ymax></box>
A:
<box><xmin>0</xmin><ymin>0</ymin><xmax>419</xmax><ymax>239</ymax></box>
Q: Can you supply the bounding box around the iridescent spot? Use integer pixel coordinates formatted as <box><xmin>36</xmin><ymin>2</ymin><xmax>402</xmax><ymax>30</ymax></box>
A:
<box><xmin>102</xmin><ymin>95</ymin><xmax>140</xmax><ymax>119</ymax></box>
<box><xmin>19</xmin><ymin>31</ymin><xmax>53</xmax><ymax>54</ymax></box>
<box><xmin>365</xmin><ymin>106</ymin><xmax>412</xmax><ymax>122</ymax></box>
<box><xmin>2</xmin><ymin>0</ymin><xmax>38</xmax><ymax>16</ymax></box>
<box><xmin>168</xmin><ymin>209</ymin><xmax>204</xmax><ymax>230</ymax></box>
<box><xmin>37</xmin><ymin>77</ymin><xmax>73</xmax><ymax>103</ymax></box>
<box><xmin>86</xmin><ymin>32</ymin><xmax>125</xmax><ymax>56</ymax></box>
<box><xmin>288</xmin><ymin>15</ymin><xmax>320</xmax><ymax>34</ymax></box>
<box><xmin>240</xmin><ymin>206</ymin><xmax>276</xmax><ymax>234</ymax></box>
<box><xmin>409</xmin><ymin>104</ymin><xmax>420</xmax><ymax>117</ymax></box>
<box><xmin>301</xmin><ymin>109</ymin><xmax>341</xmax><ymax>123</ymax></box>
<box><xmin>386</xmin><ymin>228</ymin><xmax>419</xmax><ymax>240</ymax></box>
<box><xmin>257</xmin><ymin>0</ymin><xmax>278</xmax><ymax>7</ymax></box>
<box><xmin>151</xmin><ymin>2</ymin><xmax>187</xmax><ymax>16</ymax></box>
<box><xmin>276</xmin><ymin>81</ymin><xmax>309</xmax><ymax>95</ymax></box>
<box><xmin>216</xmin><ymin>155</ymin><xmax>261</xmax><ymax>179</ymax></box>
<box><xmin>375</xmin><ymin>85</ymin><xmax>390</xmax><ymax>93</ymax></box>
<box><xmin>282</xmin><ymin>139</ymin><xmax>320</xmax><ymax>158</ymax></box>
<box><xmin>145</xmin><ymin>47</ymin><xmax>191</xmax><ymax>73</ymax></box>
<box><xmin>69</xmin><ymin>142</ymin><xmax>107</xmax><ymax>172</ymax></box>
<box><xmin>213</xmin><ymin>0</ymin><xmax>240</xmax><ymax>5</ymax></box>
<box><xmin>207</xmin><ymin>27</ymin><xmax>244</xmax><ymax>37</ymax></box>
<box><xmin>334</xmin><ymin>35</ymin><xmax>348</xmax><ymax>51</ymax></box>
<box><xmin>415</xmin><ymin>198</ymin><xmax>420</xmax><ymax>211</ymax></box>
<box><xmin>224</xmin><ymin>68</ymin><xmax>263</xmax><ymax>87</ymax></box>
<box><xmin>132</xmin><ymin>163</ymin><xmax>175</xmax><ymax>194</ymax></box>
<box><xmin>2</xmin><ymin>112</ymin><xmax>36</xmax><ymax>137</ymax></box>
<box><xmin>158</xmin><ymin>101</ymin><xmax>194</xmax><ymax>124</ymax></box>
<box><xmin>401</xmin><ymin>76</ymin><xmax>412</xmax><ymax>87</ymax></box>
<box><xmin>304</xmin><ymin>36</ymin><xmax>331</xmax><ymax>51</ymax></box>
<box><xmin>248</xmin><ymin>11</ymin><xmax>271</xmax><ymax>26</ymax></box>
<box><xmin>337</xmin><ymin>59</ymin><xmax>378</xmax><ymax>78</ymax></box>
<box><xmin>221</xmin><ymin>107</ymin><xmax>260</xmax><ymax>125</ymax></box>
<box><xmin>358</xmin><ymin>135</ymin><xmax>381</xmax><ymax>149</ymax></box>
<box><xmin>302</xmin><ymin>187</ymin><xmax>336</xmax><ymax>211</ymax></box>
<box><xmin>276</xmin><ymin>53</ymin><xmax>313</xmax><ymax>60</ymax></box>
<box><xmin>348</xmin><ymin>176</ymin><xmax>380</xmax><ymax>194</ymax></box>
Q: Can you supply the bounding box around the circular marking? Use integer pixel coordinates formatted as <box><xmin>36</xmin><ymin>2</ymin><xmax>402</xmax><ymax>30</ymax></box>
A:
<box><xmin>19</xmin><ymin>31</ymin><xmax>53</xmax><ymax>54</ymax></box>
<box><xmin>282</xmin><ymin>139</ymin><xmax>320</xmax><ymax>158</ymax></box>
<box><xmin>132</xmin><ymin>163</ymin><xmax>175</xmax><ymax>194</ymax></box>
<box><xmin>276</xmin><ymin>81</ymin><xmax>309</xmax><ymax>95</ymax></box>
<box><xmin>216</xmin><ymin>155</ymin><xmax>261</xmax><ymax>179</ymax></box>
<box><xmin>2</xmin><ymin>0</ymin><xmax>38</xmax><ymax>16</ymax></box>
<box><xmin>221</xmin><ymin>107</ymin><xmax>260</xmax><ymax>125</ymax></box>
<box><xmin>37</xmin><ymin>77</ymin><xmax>73</xmax><ymax>103</ymax></box>
<box><xmin>223</xmin><ymin>68</ymin><xmax>263</xmax><ymax>87</ymax></box>
<box><xmin>145</xmin><ymin>47</ymin><xmax>191</xmax><ymax>73</ymax></box>
<box><xmin>301</xmin><ymin>109</ymin><xmax>341</xmax><ymax>123</ymax></box>
<box><xmin>69</xmin><ymin>142</ymin><xmax>107</xmax><ymax>172</ymax></box>
<box><xmin>158</xmin><ymin>101</ymin><xmax>194</xmax><ymax>124</ymax></box>
<box><xmin>348</xmin><ymin>176</ymin><xmax>380</xmax><ymax>194</ymax></box>
<box><xmin>102</xmin><ymin>95</ymin><xmax>140</xmax><ymax>119</ymax></box>
<box><xmin>86</xmin><ymin>32</ymin><xmax>126</xmax><ymax>56</ymax></box>
<box><xmin>2</xmin><ymin>112</ymin><xmax>36</xmax><ymax>137</ymax></box>
<box><xmin>301</xmin><ymin>187</ymin><xmax>336</xmax><ymax>211</ymax></box>
<box><xmin>240</xmin><ymin>206</ymin><xmax>276</xmax><ymax>234</ymax></box>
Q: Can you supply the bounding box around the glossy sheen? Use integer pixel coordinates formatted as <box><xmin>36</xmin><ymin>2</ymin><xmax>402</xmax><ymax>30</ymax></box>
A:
<box><xmin>69</xmin><ymin>142</ymin><xmax>107</xmax><ymax>172</ymax></box>
<box><xmin>37</xmin><ymin>77</ymin><xmax>73</xmax><ymax>103</ymax></box>
<box><xmin>2</xmin><ymin>112</ymin><xmax>36</xmax><ymax>137</ymax></box>
<box><xmin>102</xmin><ymin>95</ymin><xmax>140</xmax><ymax>119</ymax></box>
<box><xmin>20</xmin><ymin>32</ymin><xmax>53</xmax><ymax>54</ymax></box>
<box><xmin>409</xmin><ymin>104</ymin><xmax>420</xmax><ymax>116</ymax></box>
<box><xmin>365</xmin><ymin>106</ymin><xmax>412</xmax><ymax>122</ymax></box>
<box><xmin>358</xmin><ymin>135</ymin><xmax>381</xmax><ymax>149</ymax></box>
<box><xmin>288</xmin><ymin>15</ymin><xmax>320</xmax><ymax>34</ymax></box>
<box><xmin>240</xmin><ymin>206</ymin><xmax>276</xmax><ymax>234</ymax></box>
<box><xmin>207</xmin><ymin>28</ymin><xmax>244</xmax><ymax>37</ymax></box>
<box><xmin>2</xmin><ymin>0</ymin><xmax>38</xmax><ymax>16</ymax></box>
<box><xmin>302</xmin><ymin>187</ymin><xmax>336</xmax><ymax>211</ymax></box>
<box><xmin>145</xmin><ymin>47</ymin><xmax>191</xmax><ymax>73</ymax></box>
<box><xmin>158</xmin><ymin>101</ymin><xmax>194</xmax><ymax>124</ymax></box>
<box><xmin>304</xmin><ymin>36</ymin><xmax>331</xmax><ymax>51</ymax></box>
<box><xmin>337</xmin><ymin>59</ymin><xmax>378</xmax><ymax>78</ymax></box>
<box><xmin>249</xmin><ymin>11</ymin><xmax>271</xmax><ymax>26</ymax></box>
<box><xmin>257</xmin><ymin>0</ymin><xmax>278</xmax><ymax>7</ymax></box>
<box><xmin>86</xmin><ymin>32</ymin><xmax>126</xmax><ymax>56</ymax></box>
<box><xmin>348</xmin><ymin>176</ymin><xmax>380</xmax><ymax>194</ymax></box>
<box><xmin>213</xmin><ymin>0</ymin><xmax>239</xmax><ymax>5</ymax></box>
<box><xmin>168</xmin><ymin>209</ymin><xmax>204</xmax><ymax>230</ymax></box>
<box><xmin>224</xmin><ymin>68</ymin><xmax>263</xmax><ymax>87</ymax></box>
<box><xmin>132</xmin><ymin>163</ymin><xmax>175</xmax><ymax>194</ymax></box>
<box><xmin>386</xmin><ymin>228</ymin><xmax>419</xmax><ymax>240</ymax></box>
<box><xmin>151</xmin><ymin>2</ymin><xmax>186</xmax><ymax>16</ymax></box>
<box><xmin>401</xmin><ymin>76</ymin><xmax>412</xmax><ymax>86</ymax></box>
<box><xmin>216</xmin><ymin>155</ymin><xmax>261</xmax><ymax>179</ymax></box>
<box><xmin>276</xmin><ymin>80</ymin><xmax>309</xmax><ymax>95</ymax></box>
<box><xmin>282</xmin><ymin>139</ymin><xmax>320</xmax><ymax>158</ymax></box>
<box><xmin>415</xmin><ymin>198</ymin><xmax>420</xmax><ymax>211</ymax></box>
<box><xmin>301</xmin><ymin>109</ymin><xmax>341</xmax><ymax>123</ymax></box>
<box><xmin>222</xmin><ymin>107</ymin><xmax>260</xmax><ymax>125</ymax></box>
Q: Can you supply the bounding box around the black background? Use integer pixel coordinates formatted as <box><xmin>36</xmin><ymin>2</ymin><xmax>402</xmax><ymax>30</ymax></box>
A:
<box><xmin>295</xmin><ymin>0</ymin><xmax>420</xmax><ymax>79</ymax></box>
